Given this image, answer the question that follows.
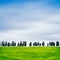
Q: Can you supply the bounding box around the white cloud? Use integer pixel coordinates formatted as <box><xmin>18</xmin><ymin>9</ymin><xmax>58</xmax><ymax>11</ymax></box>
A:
<box><xmin>0</xmin><ymin>3</ymin><xmax>60</xmax><ymax>42</ymax></box>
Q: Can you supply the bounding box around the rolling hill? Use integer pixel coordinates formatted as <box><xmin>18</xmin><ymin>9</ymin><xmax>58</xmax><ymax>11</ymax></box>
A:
<box><xmin>0</xmin><ymin>47</ymin><xmax>60</xmax><ymax>60</ymax></box>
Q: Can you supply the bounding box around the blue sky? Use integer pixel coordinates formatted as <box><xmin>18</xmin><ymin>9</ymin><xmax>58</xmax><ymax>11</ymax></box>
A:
<box><xmin>0</xmin><ymin>0</ymin><xmax>60</xmax><ymax>42</ymax></box>
<box><xmin>0</xmin><ymin>0</ymin><xmax>60</xmax><ymax>6</ymax></box>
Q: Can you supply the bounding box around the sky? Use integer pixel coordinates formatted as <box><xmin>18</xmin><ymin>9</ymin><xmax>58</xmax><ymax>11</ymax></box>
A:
<box><xmin>0</xmin><ymin>0</ymin><xmax>60</xmax><ymax>42</ymax></box>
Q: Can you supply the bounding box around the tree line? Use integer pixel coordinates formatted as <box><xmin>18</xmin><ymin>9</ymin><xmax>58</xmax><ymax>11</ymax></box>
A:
<box><xmin>0</xmin><ymin>41</ymin><xmax>60</xmax><ymax>46</ymax></box>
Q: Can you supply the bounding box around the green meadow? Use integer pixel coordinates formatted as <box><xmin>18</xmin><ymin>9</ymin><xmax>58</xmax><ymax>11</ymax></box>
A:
<box><xmin>0</xmin><ymin>47</ymin><xmax>60</xmax><ymax>60</ymax></box>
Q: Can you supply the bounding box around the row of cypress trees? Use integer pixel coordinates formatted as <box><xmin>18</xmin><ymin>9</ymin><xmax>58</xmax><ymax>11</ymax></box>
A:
<box><xmin>29</xmin><ymin>41</ymin><xmax>59</xmax><ymax>46</ymax></box>
<box><xmin>0</xmin><ymin>41</ymin><xmax>60</xmax><ymax>46</ymax></box>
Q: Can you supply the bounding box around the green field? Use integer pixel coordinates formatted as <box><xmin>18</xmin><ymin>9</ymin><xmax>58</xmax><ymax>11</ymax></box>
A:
<box><xmin>0</xmin><ymin>47</ymin><xmax>60</xmax><ymax>60</ymax></box>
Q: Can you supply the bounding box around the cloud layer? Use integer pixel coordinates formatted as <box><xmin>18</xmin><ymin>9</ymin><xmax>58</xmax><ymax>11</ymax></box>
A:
<box><xmin>0</xmin><ymin>2</ymin><xmax>60</xmax><ymax>42</ymax></box>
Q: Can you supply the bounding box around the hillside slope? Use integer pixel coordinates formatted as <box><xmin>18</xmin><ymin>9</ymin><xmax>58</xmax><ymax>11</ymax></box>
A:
<box><xmin>0</xmin><ymin>47</ymin><xmax>60</xmax><ymax>60</ymax></box>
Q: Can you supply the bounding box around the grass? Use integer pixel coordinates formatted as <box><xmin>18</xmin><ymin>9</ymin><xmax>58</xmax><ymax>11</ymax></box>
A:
<box><xmin>0</xmin><ymin>47</ymin><xmax>60</xmax><ymax>60</ymax></box>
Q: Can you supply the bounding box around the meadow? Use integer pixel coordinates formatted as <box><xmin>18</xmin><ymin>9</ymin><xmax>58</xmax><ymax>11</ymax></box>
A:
<box><xmin>0</xmin><ymin>47</ymin><xmax>60</xmax><ymax>60</ymax></box>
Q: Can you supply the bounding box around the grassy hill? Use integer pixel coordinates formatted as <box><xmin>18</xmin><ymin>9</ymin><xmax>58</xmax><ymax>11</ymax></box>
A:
<box><xmin>0</xmin><ymin>47</ymin><xmax>60</xmax><ymax>60</ymax></box>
